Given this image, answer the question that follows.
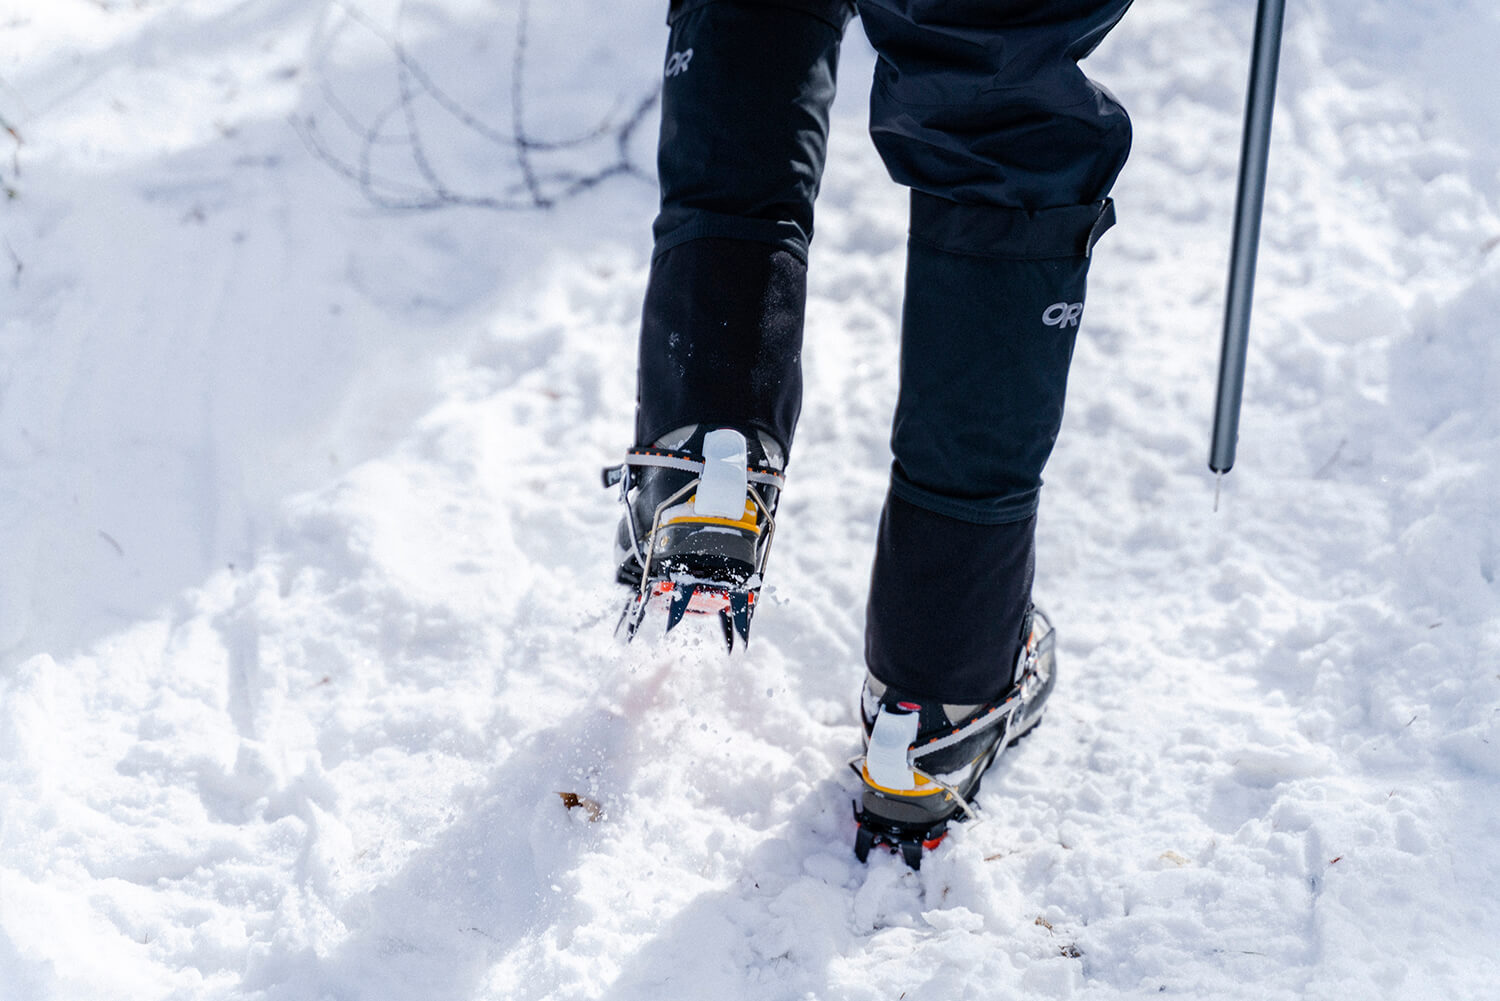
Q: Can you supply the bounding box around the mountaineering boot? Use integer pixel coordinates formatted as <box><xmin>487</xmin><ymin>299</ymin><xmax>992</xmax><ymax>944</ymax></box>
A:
<box><xmin>853</xmin><ymin>607</ymin><xmax>1057</xmax><ymax>869</ymax></box>
<box><xmin>603</xmin><ymin>424</ymin><xmax>785</xmax><ymax>649</ymax></box>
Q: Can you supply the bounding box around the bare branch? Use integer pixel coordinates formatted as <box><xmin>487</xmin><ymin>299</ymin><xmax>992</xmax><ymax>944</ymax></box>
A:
<box><xmin>1</xmin><ymin>105</ymin><xmax>20</xmax><ymax>191</ymax></box>
<box><xmin>4</xmin><ymin>239</ymin><xmax>21</xmax><ymax>287</ymax></box>
<box><xmin>508</xmin><ymin>0</ymin><xmax>547</xmax><ymax>207</ymax></box>
<box><xmin>297</xmin><ymin>0</ymin><xmax>657</xmax><ymax>212</ymax></box>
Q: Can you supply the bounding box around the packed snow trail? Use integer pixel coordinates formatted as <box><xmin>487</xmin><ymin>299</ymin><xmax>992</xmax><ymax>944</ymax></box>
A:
<box><xmin>1</xmin><ymin>2</ymin><xmax>1497</xmax><ymax>999</ymax></box>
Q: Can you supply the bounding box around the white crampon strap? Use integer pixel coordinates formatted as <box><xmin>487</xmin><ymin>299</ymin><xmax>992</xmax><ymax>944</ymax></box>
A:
<box><xmin>695</xmin><ymin>428</ymin><xmax>750</xmax><ymax>519</ymax></box>
<box><xmin>866</xmin><ymin>707</ymin><xmax>921</xmax><ymax>791</ymax></box>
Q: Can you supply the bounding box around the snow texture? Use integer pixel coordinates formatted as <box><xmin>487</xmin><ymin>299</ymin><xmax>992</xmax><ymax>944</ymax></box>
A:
<box><xmin>2</xmin><ymin>1</ymin><xmax>1497</xmax><ymax>999</ymax></box>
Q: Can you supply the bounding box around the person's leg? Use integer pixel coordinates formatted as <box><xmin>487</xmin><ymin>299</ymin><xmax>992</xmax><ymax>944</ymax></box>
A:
<box><xmin>857</xmin><ymin>0</ymin><xmax>1134</xmax><ymax>703</ymax></box>
<box><xmin>617</xmin><ymin>0</ymin><xmax>854</xmax><ymax>636</ymax></box>
<box><xmin>635</xmin><ymin>0</ymin><xmax>855</xmax><ymax>456</ymax></box>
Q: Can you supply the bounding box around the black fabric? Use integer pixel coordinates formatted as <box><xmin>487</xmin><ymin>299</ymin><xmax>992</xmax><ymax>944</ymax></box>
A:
<box><xmin>862</xmin><ymin>0</ymin><xmax>1134</xmax><ymax>207</ymax></box>
<box><xmin>636</xmin><ymin>238</ymin><xmax>807</xmax><ymax>451</ymax></box>
<box><xmin>865</xmin><ymin>494</ymin><xmax>1035</xmax><ymax>703</ymax></box>
<box><xmin>889</xmin><ymin>210</ymin><xmax>1097</xmax><ymax>525</ymax></box>
<box><xmin>653</xmin><ymin>0</ymin><xmax>849</xmax><ymax>262</ymax></box>
<box><xmin>910</xmin><ymin>192</ymin><xmax>1115</xmax><ymax>259</ymax></box>
<box><xmin>669</xmin><ymin>0</ymin><xmax>856</xmax><ymax>29</ymax></box>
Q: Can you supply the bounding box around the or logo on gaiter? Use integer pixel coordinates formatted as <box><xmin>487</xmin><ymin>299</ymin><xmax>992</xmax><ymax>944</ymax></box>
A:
<box><xmin>1041</xmin><ymin>302</ymin><xmax>1084</xmax><ymax>329</ymax></box>
<box><xmin>665</xmin><ymin>48</ymin><xmax>694</xmax><ymax>78</ymax></box>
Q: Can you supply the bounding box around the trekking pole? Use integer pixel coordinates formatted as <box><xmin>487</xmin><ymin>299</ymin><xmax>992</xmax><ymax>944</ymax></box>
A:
<box><xmin>1209</xmin><ymin>0</ymin><xmax>1287</xmax><ymax>507</ymax></box>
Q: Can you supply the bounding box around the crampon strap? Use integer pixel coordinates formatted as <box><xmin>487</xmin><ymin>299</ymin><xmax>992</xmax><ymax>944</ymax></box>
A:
<box><xmin>601</xmin><ymin>447</ymin><xmax>785</xmax><ymax>491</ymax></box>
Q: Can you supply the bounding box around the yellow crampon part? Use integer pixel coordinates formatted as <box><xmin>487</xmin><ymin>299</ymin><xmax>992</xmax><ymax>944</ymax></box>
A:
<box><xmin>858</xmin><ymin>762</ymin><xmax>949</xmax><ymax>800</ymax></box>
<box><xmin>662</xmin><ymin>496</ymin><xmax>761</xmax><ymax>534</ymax></box>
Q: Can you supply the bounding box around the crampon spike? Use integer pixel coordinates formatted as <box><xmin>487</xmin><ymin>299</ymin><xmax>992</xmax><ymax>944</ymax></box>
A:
<box><xmin>853</xmin><ymin>803</ymin><xmax>949</xmax><ymax>870</ymax></box>
<box><xmin>728</xmin><ymin>590</ymin><xmax>753</xmax><ymax>648</ymax></box>
<box><xmin>665</xmin><ymin>584</ymin><xmax>696</xmax><ymax>634</ymax></box>
<box><xmin>718</xmin><ymin>608</ymin><xmax>736</xmax><ymax>653</ymax></box>
<box><xmin>854</xmin><ymin>823</ymin><xmax>875</xmax><ymax>863</ymax></box>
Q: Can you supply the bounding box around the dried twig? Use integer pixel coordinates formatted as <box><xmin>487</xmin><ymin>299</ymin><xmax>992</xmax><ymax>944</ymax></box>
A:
<box><xmin>1</xmin><ymin>107</ymin><xmax>20</xmax><ymax>196</ymax></box>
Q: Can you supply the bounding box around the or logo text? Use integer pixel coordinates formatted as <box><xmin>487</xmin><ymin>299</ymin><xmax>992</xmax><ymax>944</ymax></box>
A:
<box><xmin>1042</xmin><ymin>302</ymin><xmax>1084</xmax><ymax>328</ymax></box>
<box><xmin>665</xmin><ymin>49</ymin><xmax>694</xmax><ymax>78</ymax></box>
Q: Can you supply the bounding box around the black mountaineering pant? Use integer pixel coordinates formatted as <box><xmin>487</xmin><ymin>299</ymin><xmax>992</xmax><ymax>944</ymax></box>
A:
<box><xmin>636</xmin><ymin>0</ymin><xmax>1133</xmax><ymax>703</ymax></box>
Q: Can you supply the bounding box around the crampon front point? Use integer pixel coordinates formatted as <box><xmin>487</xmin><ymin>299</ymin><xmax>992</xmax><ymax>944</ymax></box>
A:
<box><xmin>616</xmin><ymin>576</ymin><xmax>758</xmax><ymax>653</ymax></box>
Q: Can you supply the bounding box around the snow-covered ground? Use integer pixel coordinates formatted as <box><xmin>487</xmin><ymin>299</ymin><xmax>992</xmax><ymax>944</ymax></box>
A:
<box><xmin>2</xmin><ymin>1</ymin><xmax>1497</xmax><ymax>998</ymax></box>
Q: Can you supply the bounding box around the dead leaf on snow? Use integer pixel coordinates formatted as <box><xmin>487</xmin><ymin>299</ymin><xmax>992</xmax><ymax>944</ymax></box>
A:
<box><xmin>557</xmin><ymin>792</ymin><xmax>603</xmax><ymax>822</ymax></box>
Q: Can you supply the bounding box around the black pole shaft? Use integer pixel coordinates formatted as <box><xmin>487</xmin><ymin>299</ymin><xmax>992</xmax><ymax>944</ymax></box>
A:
<box><xmin>1209</xmin><ymin>0</ymin><xmax>1287</xmax><ymax>475</ymax></box>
